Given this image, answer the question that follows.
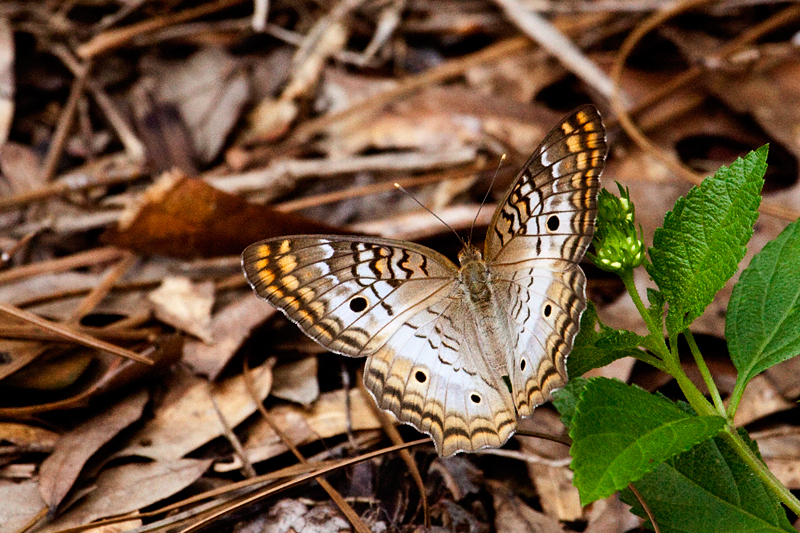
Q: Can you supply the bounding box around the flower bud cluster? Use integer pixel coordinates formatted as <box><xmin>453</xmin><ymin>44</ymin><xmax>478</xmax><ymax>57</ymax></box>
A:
<box><xmin>590</xmin><ymin>183</ymin><xmax>644</xmax><ymax>273</ymax></box>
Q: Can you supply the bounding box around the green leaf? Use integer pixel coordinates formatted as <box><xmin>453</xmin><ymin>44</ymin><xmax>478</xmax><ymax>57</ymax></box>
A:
<box><xmin>621</xmin><ymin>431</ymin><xmax>793</xmax><ymax>532</ymax></box>
<box><xmin>567</xmin><ymin>302</ymin><xmax>645</xmax><ymax>377</ymax></box>
<box><xmin>647</xmin><ymin>146</ymin><xmax>767</xmax><ymax>334</ymax></box>
<box><xmin>552</xmin><ymin>377</ymin><xmax>588</xmax><ymax>430</ymax></box>
<box><xmin>727</xmin><ymin>217</ymin><xmax>800</xmax><ymax>389</ymax></box>
<box><xmin>570</xmin><ymin>378</ymin><xmax>726</xmax><ymax>505</ymax></box>
<box><xmin>646</xmin><ymin>287</ymin><xmax>665</xmax><ymax>329</ymax></box>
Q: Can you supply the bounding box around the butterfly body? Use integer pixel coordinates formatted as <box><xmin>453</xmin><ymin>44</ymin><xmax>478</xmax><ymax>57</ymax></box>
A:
<box><xmin>243</xmin><ymin>106</ymin><xmax>607</xmax><ymax>456</ymax></box>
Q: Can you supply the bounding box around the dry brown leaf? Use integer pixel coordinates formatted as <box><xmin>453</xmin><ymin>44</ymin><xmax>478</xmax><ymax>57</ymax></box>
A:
<box><xmin>0</xmin><ymin>339</ymin><xmax>49</xmax><ymax>382</ymax></box>
<box><xmin>120</xmin><ymin>361</ymin><xmax>273</xmax><ymax>461</ymax></box>
<box><xmin>518</xmin><ymin>409</ymin><xmax>580</xmax><ymax>522</ymax></box>
<box><xmin>488</xmin><ymin>479</ymin><xmax>564</xmax><ymax>533</ymax></box>
<box><xmin>583</xmin><ymin>494</ymin><xmax>641</xmax><ymax>533</ymax></box>
<box><xmin>103</xmin><ymin>170</ymin><xmax>342</xmax><ymax>259</ymax></box>
<box><xmin>246</xmin><ymin>499</ymin><xmax>355</xmax><ymax>533</ymax></box>
<box><xmin>765</xmin><ymin>356</ymin><xmax>800</xmax><ymax>400</ymax></box>
<box><xmin>2</xmin><ymin>347</ymin><xmax>95</xmax><ymax>391</ymax></box>
<box><xmin>465</xmin><ymin>49</ymin><xmax>564</xmax><ymax>104</ymax></box>
<box><xmin>0</xmin><ymin>272</ymin><xmax>103</xmax><ymax>307</ymax></box>
<box><xmin>183</xmin><ymin>293</ymin><xmax>276</xmax><ymax>379</ymax></box>
<box><xmin>148</xmin><ymin>276</ymin><xmax>215</xmax><ymax>343</ymax></box>
<box><xmin>38</xmin><ymin>389</ymin><xmax>149</xmax><ymax>510</ymax></box>
<box><xmin>0</xmin><ymin>422</ymin><xmax>59</xmax><ymax>450</ymax></box>
<box><xmin>236</xmin><ymin>388</ymin><xmax>382</xmax><ymax>467</ymax></box>
<box><xmin>247</xmin><ymin>22</ymin><xmax>347</xmax><ymax>142</ymax></box>
<box><xmin>754</xmin><ymin>426</ymin><xmax>800</xmax><ymax>489</ymax></box>
<box><xmin>0</xmin><ymin>142</ymin><xmax>42</xmax><ymax>193</ymax></box>
<box><xmin>0</xmin><ymin>479</ymin><xmax>47</xmax><ymax>532</ymax></box>
<box><xmin>0</xmin><ymin>334</ymin><xmax>182</xmax><ymax>418</ymax></box>
<box><xmin>271</xmin><ymin>356</ymin><xmax>320</xmax><ymax>406</ymax></box>
<box><xmin>40</xmin><ymin>458</ymin><xmax>212</xmax><ymax>532</ymax></box>
<box><xmin>154</xmin><ymin>47</ymin><xmax>249</xmax><ymax>164</ymax></box>
<box><xmin>428</xmin><ymin>456</ymin><xmax>481</xmax><ymax>501</ymax></box>
<box><xmin>707</xmin><ymin>57</ymin><xmax>800</xmax><ymax>162</ymax></box>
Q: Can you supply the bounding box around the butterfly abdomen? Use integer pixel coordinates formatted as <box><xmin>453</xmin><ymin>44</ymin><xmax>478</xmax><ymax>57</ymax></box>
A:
<box><xmin>458</xmin><ymin>258</ymin><xmax>516</xmax><ymax>387</ymax></box>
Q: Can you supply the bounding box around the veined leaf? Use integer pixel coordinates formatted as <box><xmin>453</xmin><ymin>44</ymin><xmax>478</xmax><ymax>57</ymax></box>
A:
<box><xmin>567</xmin><ymin>302</ymin><xmax>645</xmax><ymax>377</ymax></box>
<box><xmin>622</xmin><ymin>431</ymin><xmax>793</xmax><ymax>532</ymax></box>
<box><xmin>552</xmin><ymin>377</ymin><xmax>588</xmax><ymax>430</ymax></box>
<box><xmin>647</xmin><ymin>146</ymin><xmax>767</xmax><ymax>334</ymax></box>
<box><xmin>727</xmin><ymin>217</ymin><xmax>800</xmax><ymax>397</ymax></box>
<box><xmin>570</xmin><ymin>378</ymin><xmax>726</xmax><ymax>505</ymax></box>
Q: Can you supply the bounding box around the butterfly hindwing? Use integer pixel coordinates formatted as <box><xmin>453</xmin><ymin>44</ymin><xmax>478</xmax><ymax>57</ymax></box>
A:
<box><xmin>486</xmin><ymin>105</ymin><xmax>606</xmax><ymax>415</ymax></box>
<box><xmin>494</xmin><ymin>263</ymin><xmax>587</xmax><ymax>415</ymax></box>
<box><xmin>242</xmin><ymin>236</ymin><xmax>457</xmax><ymax>357</ymax></box>
<box><xmin>364</xmin><ymin>296</ymin><xmax>517</xmax><ymax>456</ymax></box>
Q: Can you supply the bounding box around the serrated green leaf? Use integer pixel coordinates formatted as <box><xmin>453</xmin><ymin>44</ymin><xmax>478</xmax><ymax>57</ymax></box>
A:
<box><xmin>570</xmin><ymin>378</ymin><xmax>726</xmax><ymax>505</ymax></box>
<box><xmin>727</xmin><ymin>217</ymin><xmax>800</xmax><ymax>389</ymax></box>
<box><xmin>647</xmin><ymin>146</ymin><xmax>767</xmax><ymax>334</ymax></box>
<box><xmin>552</xmin><ymin>377</ymin><xmax>588</xmax><ymax>430</ymax></box>
<box><xmin>646</xmin><ymin>287</ymin><xmax>664</xmax><ymax>328</ymax></box>
<box><xmin>567</xmin><ymin>302</ymin><xmax>645</xmax><ymax>377</ymax></box>
<box><xmin>621</xmin><ymin>431</ymin><xmax>793</xmax><ymax>532</ymax></box>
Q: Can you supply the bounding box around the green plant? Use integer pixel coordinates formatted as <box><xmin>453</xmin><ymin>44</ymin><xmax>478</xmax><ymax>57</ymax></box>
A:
<box><xmin>553</xmin><ymin>145</ymin><xmax>800</xmax><ymax>531</ymax></box>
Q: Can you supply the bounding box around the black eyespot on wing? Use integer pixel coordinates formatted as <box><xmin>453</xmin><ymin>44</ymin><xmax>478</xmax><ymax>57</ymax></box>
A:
<box><xmin>349</xmin><ymin>296</ymin><xmax>368</xmax><ymax>312</ymax></box>
<box><xmin>543</xmin><ymin>304</ymin><xmax>552</xmax><ymax>317</ymax></box>
<box><xmin>415</xmin><ymin>370</ymin><xmax>427</xmax><ymax>383</ymax></box>
<box><xmin>547</xmin><ymin>215</ymin><xmax>560</xmax><ymax>231</ymax></box>
<box><xmin>520</xmin><ymin>359</ymin><xmax>526</xmax><ymax>371</ymax></box>
<box><xmin>470</xmin><ymin>393</ymin><xmax>481</xmax><ymax>404</ymax></box>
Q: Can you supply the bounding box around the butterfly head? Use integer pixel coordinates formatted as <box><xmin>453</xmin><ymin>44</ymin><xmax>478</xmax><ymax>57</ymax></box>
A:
<box><xmin>457</xmin><ymin>244</ymin><xmax>483</xmax><ymax>265</ymax></box>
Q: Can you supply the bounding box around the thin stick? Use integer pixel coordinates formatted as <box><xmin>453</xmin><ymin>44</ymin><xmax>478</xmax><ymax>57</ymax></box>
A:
<box><xmin>493</xmin><ymin>0</ymin><xmax>623</xmax><ymax>103</ymax></box>
<box><xmin>629</xmin><ymin>483</ymin><xmax>660</xmax><ymax>533</ymax></box>
<box><xmin>66</xmin><ymin>252</ymin><xmax>138</xmax><ymax>324</ymax></box>
<box><xmin>76</xmin><ymin>0</ymin><xmax>247</xmax><ymax>58</ymax></box>
<box><xmin>0</xmin><ymin>246</ymin><xmax>124</xmax><ymax>285</ymax></box>
<box><xmin>39</xmin><ymin>61</ymin><xmax>91</xmax><ymax>182</ymax></box>
<box><xmin>274</xmin><ymin>164</ymin><xmax>482</xmax><ymax>212</ymax></box>
<box><xmin>0</xmin><ymin>302</ymin><xmax>152</xmax><ymax>365</ymax></box>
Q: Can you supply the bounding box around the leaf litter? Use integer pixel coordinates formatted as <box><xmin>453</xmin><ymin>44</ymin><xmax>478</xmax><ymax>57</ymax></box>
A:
<box><xmin>0</xmin><ymin>2</ymin><xmax>799</xmax><ymax>532</ymax></box>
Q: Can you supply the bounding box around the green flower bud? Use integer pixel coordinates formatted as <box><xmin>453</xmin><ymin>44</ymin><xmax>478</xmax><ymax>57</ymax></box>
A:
<box><xmin>591</xmin><ymin>183</ymin><xmax>645</xmax><ymax>273</ymax></box>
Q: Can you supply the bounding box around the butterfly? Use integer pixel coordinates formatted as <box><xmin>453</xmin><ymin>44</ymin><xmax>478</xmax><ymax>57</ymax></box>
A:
<box><xmin>242</xmin><ymin>105</ymin><xmax>607</xmax><ymax>456</ymax></box>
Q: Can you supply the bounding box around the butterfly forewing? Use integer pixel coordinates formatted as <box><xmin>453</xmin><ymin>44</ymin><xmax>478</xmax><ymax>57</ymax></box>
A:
<box><xmin>242</xmin><ymin>236</ymin><xmax>458</xmax><ymax>356</ymax></box>
<box><xmin>485</xmin><ymin>105</ymin><xmax>606</xmax><ymax>415</ymax></box>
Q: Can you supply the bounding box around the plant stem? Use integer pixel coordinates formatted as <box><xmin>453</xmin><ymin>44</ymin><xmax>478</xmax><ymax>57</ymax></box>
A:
<box><xmin>629</xmin><ymin>349</ymin><xmax>667</xmax><ymax>372</ymax></box>
<box><xmin>720</xmin><ymin>426</ymin><xmax>800</xmax><ymax>516</ymax></box>
<box><xmin>727</xmin><ymin>378</ymin><xmax>747</xmax><ymax>419</ymax></box>
<box><xmin>619</xmin><ymin>271</ymin><xmax>715</xmax><ymax>419</ymax></box>
<box><xmin>684</xmin><ymin>329</ymin><xmax>726</xmax><ymax>415</ymax></box>
<box><xmin>619</xmin><ymin>271</ymin><xmax>663</xmax><ymax>351</ymax></box>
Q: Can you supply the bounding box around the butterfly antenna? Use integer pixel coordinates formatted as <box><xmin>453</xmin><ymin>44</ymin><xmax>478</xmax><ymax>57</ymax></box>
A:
<box><xmin>468</xmin><ymin>153</ymin><xmax>506</xmax><ymax>246</ymax></box>
<box><xmin>394</xmin><ymin>183</ymin><xmax>466</xmax><ymax>247</ymax></box>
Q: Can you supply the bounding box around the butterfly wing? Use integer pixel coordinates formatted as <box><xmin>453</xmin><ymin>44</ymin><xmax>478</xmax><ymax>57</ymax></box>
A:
<box><xmin>242</xmin><ymin>235</ymin><xmax>458</xmax><ymax>357</ymax></box>
<box><xmin>364</xmin><ymin>296</ymin><xmax>517</xmax><ymax>456</ymax></box>
<box><xmin>484</xmin><ymin>105</ymin><xmax>607</xmax><ymax>415</ymax></box>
